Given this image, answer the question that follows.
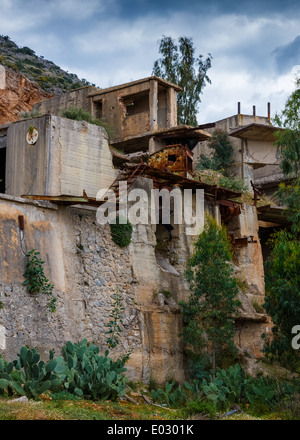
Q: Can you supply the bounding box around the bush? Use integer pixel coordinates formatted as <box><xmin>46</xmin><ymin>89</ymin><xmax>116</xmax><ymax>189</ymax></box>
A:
<box><xmin>60</xmin><ymin>108</ymin><xmax>115</xmax><ymax>139</ymax></box>
<box><xmin>23</xmin><ymin>249</ymin><xmax>56</xmax><ymax>313</ymax></box>
<box><xmin>219</xmin><ymin>175</ymin><xmax>247</xmax><ymax>193</ymax></box>
<box><xmin>110</xmin><ymin>216</ymin><xmax>133</xmax><ymax>248</ymax></box>
<box><xmin>197</xmin><ymin>130</ymin><xmax>234</xmax><ymax>175</ymax></box>
<box><xmin>181</xmin><ymin>398</ymin><xmax>217</xmax><ymax>419</ymax></box>
<box><xmin>0</xmin><ymin>347</ymin><xmax>63</xmax><ymax>398</ymax></box>
<box><xmin>180</xmin><ymin>216</ymin><xmax>240</xmax><ymax>377</ymax></box>
<box><xmin>17</xmin><ymin>46</ymin><xmax>36</xmax><ymax>56</ymax></box>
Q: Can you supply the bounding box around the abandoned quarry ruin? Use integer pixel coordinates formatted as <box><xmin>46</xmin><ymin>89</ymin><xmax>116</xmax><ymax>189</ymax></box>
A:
<box><xmin>0</xmin><ymin>66</ymin><xmax>290</xmax><ymax>383</ymax></box>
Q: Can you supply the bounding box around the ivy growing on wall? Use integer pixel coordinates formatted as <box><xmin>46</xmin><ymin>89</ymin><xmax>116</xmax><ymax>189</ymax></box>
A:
<box><xmin>110</xmin><ymin>216</ymin><xmax>133</xmax><ymax>248</ymax></box>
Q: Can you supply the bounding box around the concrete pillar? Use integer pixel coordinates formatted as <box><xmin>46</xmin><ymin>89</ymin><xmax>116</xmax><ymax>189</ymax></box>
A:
<box><xmin>149</xmin><ymin>79</ymin><xmax>158</xmax><ymax>132</ymax></box>
<box><xmin>167</xmin><ymin>88</ymin><xmax>177</xmax><ymax>127</ymax></box>
<box><xmin>244</xmin><ymin>163</ymin><xmax>255</xmax><ymax>191</ymax></box>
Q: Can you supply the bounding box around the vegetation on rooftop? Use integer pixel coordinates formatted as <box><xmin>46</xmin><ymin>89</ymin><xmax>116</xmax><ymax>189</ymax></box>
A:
<box><xmin>60</xmin><ymin>107</ymin><xmax>115</xmax><ymax>140</ymax></box>
<box><xmin>195</xmin><ymin>129</ymin><xmax>247</xmax><ymax>193</ymax></box>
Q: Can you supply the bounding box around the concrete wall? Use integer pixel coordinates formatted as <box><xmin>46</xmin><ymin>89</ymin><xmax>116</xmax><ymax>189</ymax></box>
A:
<box><xmin>91</xmin><ymin>78</ymin><xmax>177</xmax><ymax>144</ymax></box>
<box><xmin>33</xmin><ymin>78</ymin><xmax>179</xmax><ymax>148</ymax></box>
<box><xmin>33</xmin><ymin>86</ymin><xmax>97</xmax><ymax>116</ymax></box>
<box><xmin>0</xmin><ymin>194</ymin><xmax>141</xmax><ymax>376</ymax></box>
<box><xmin>6</xmin><ymin>115</ymin><xmax>117</xmax><ymax>199</ymax></box>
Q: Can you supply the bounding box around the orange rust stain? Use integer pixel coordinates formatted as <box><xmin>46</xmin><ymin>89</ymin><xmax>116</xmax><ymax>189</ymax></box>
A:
<box><xmin>148</xmin><ymin>144</ymin><xmax>193</xmax><ymax>177</ymax></box>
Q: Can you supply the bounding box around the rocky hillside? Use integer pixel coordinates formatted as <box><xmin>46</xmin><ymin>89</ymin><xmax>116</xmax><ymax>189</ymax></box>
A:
<box><xmin>0</xmin><ymin>35</ymin><xmax>94</xmax><ymax>94</ymax></box>
<box><xmin>0</xmin><ymin>65</ymin><xmax>53</xmax><ymax>125</ymax></box>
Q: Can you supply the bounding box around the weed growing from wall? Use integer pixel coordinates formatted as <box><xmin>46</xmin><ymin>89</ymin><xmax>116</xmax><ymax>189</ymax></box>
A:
<box><xmin>105</xmin><ymin>289</ymin><xmax>125</xmax><ymax>350</ymax></box>
<box><xmin>23</xmin><ymin>249</ymin><xmax>56</xmax><ymax>313</ymax></box>
<box><xmin>110</xmin><ymin>216</ymin><xmax>133</xmax><ymax>248</ymax></box>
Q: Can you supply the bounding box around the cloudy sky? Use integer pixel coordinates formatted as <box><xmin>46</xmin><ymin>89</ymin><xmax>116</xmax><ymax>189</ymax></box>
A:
<box><xmin>1</xmin><ymin>0</ymin><xmax>300</xmax><ymax>124</ymax></box>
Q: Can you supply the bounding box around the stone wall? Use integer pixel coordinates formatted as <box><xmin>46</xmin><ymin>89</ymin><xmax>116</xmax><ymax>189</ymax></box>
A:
<box><xmin>0</xmin><ymin>188</ymin><xmax>268</xmax><ymax>383</ymax></box>
<box><xmin>0</xmin><ymin>189</ymin><xmax>195</xmax><ymax>383</ymax></box>
<box><xmin>0</xmin><ymin>194</ymin><xmax>141</xmax><ymax>377</ymax></box>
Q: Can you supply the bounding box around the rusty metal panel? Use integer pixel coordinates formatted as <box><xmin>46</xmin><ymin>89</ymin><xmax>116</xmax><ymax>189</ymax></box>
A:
<box><xmin>148</xmin><ymin>144</ymin><xmax>193</xmax><ymax>177</ymax></box>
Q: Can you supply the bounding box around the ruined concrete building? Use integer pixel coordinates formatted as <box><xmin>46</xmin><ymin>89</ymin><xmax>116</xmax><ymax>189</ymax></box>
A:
<box><xmin>0</xmin><ymin>71</ymin><xmax>287</xmax><ymax>382</ymax></box>
<box><xmin>194</xmin><ymin>103</ymin><xmax>285</xmax><ymax>194</ymax></box>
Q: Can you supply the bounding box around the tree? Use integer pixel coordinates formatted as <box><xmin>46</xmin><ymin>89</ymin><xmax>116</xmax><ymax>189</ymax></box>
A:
<box><xmin>262</xmin><ymin>78</ymin><xmax>300</xmax><ymax>368</ymax></box>
<box><xmin>152</xmin><ymin>35</ymin><xmax>212</xmax><ymax>126</ymax></box>
<box><xmin>196</xmin><ymin>129</ymin><xmax>234</xmax><ymax>175</ymax></box>
<box><xmin>263</xmin><ymin>230</ymin><xmax>300</xmax><ymax>368</ymax></box>
<box><xmin>180</xmin><ymin>216</ymin><xmax>240</xmax><ymax>379</ymax></box>
<box><xmin>273</xmin><ymin>76</ymin><xmax>300</xmax><ymax>233</ymax></box>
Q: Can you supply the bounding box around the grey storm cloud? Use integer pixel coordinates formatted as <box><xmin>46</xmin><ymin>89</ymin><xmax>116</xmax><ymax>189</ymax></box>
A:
<box><xmin>1</xmin><ymin>0</ymin><xmax>299</xmax><ymax>123</ymax></box>
<box><xmin>272</xmin><ymin>36</ymin><xmax>300</xmax><ymax>73</ymax></box>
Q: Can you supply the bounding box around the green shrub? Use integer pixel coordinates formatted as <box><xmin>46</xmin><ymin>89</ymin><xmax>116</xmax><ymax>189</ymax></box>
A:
<box><xmin>196</xmin><ymin>130</ymin><xmax>234</xmax><ymax>175</ymax></box>
<box><xmin>181</xmin><ymin>398</ymin><xmax>217</xmax><ymax>419</ymax></box>
<box><xmin>23</xmin><ymin>249</ymin><xmax>56</xmax><ymax>313</ymax></box>
<box><xmin>110</xmin><ymin>216</ymin><xmax>133</xmax><ymax>248</ymax></box>
<box><xmin>17</xmin><ymin>46</ymin><xmax>36</xmax><ymax>56</ymax></box>
<box><xmin>199</xmin><ymin>363</ymin><xmax>299</xmax><ymax>412</ymax></box>
<box><xmin>60</xmin><ymin>108</ymin><xmax>115</xmax><ymax>139</ymax></box>
<box><xmin>0</xmin><ymin>340</ymin><xmax>130</xmax><ymax>402</ymax></box>
<box><xmin>219</xmin><ymin>175</ymin><xmax>247</xmax><ymax>193</ymax></box>
<box><xmin>21</xmin><ymin>110</ymin><xmax>42</xmax><ymax>119</ymax></box>
<box><xmin>0</xmin><ymin>356</ymin><xmax>22</xmax><ymax>396</ymax></box>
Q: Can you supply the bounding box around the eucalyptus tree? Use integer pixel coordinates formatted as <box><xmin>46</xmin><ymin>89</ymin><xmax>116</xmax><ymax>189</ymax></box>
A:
<box><xmin>152</xmin><ymin>35</ymin><xmax>212</xmax><ymax>126</ymax></box>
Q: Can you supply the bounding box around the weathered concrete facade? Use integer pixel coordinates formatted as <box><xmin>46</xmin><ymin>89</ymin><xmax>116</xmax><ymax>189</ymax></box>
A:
<box><xmin>6</xmin><ymin>115</ymin><xmax>116</xmax><ymax>199</ymax></box>
<box><xmin>0</xmin><ymin>194</ymin><xmax>141</xmax><ymax>378</ymax></box>
<box><xmin>193</xmin><ymin>110</ymin><xmax>283</xmax><ymax>192</ymax></box>
<box><xmin>0</xmin><ymin>78</ymin><xmax>273</xmax><ymax>383</ymax></box>
<box><xmin>34</xmin><ymin>77</ymin><xmax>181</xmax><ymax>147</ymax></box>
<box><xmin>33</xmin><ymin>77</ymin><xmax>211</xmax><ymax>155</ymax></box>
<box><xmin>32</xmin><ymin>85</ymin><xmax>97</xmax><ymax>119</ymax></box>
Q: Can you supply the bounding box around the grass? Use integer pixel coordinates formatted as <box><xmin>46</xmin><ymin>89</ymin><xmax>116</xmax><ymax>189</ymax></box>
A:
<box><xmin>2</xmin><ymin>396</ymin><xmax>300</xmax><ymax>420</ymax></box>
<box><xmin>0</xmin><ymin>395</ymin><xmax>181</xmax><ymax>421</ymax></box>
<box><xmin>2</xmin><ymin>393</ymin><xmax>298</xmax><ymax>420</ymax></box>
